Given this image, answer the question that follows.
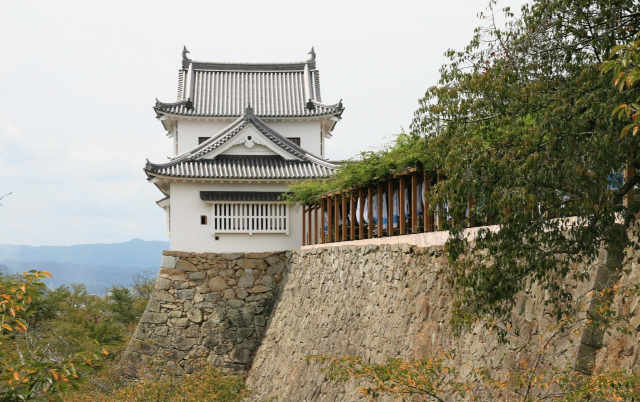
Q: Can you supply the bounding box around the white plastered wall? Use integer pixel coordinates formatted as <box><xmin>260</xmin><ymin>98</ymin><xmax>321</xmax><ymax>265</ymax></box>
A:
<box><xmin>169</xmin><ymin>181</ymin><xmax>302</xmax><ymax>252</ymax></box>
<box><xmin>175</xmin><ymin>119</ymin><xmax>323</xmax><ymax>156</ymax></box>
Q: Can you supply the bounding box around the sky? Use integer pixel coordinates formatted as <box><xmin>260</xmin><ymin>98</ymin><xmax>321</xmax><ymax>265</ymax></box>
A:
<box><xmin>0</xmin><ymin>0</ymin><xmax>529</xmax><ymax>246</ymax></box>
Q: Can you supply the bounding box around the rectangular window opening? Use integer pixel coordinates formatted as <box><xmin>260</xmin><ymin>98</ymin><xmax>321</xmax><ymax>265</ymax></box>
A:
<box><xmin>198</xmin><ymin>137</ymin><xmax>210</xmax><ymax>144</ymax></box>
<box><xmin>200</xmin><ymin>215</ymin><xmax>208</xmax><ymax>225</ymax></box>
<box><xmin>211</xmin><ymin>202</ymin><xmax>288</xmax><ymax>234</ymax></box>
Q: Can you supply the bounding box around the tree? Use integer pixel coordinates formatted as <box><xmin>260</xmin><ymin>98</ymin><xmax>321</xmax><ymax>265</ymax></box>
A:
<box><xmin>408</xmin><ymin>0</ymin><xmax>640</xmax><ymax>342</ymax></box>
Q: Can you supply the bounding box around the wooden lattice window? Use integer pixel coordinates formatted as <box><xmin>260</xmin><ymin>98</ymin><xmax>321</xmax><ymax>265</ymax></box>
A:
<box><xmin>211</xmin><ymin>202</ymin><xmax>288</xmax><ymax>235</ymax></box>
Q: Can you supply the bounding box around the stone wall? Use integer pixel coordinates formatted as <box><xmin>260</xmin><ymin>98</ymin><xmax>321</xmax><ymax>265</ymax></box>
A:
<box><xmin>245</xmin><ymin>243</ymin><xmax>640</xmax><ymax>401</ymax></box>
<box><xmin>122</xmin><ymin>238</ymin><xmax>640</xmax><ymax>400</ymax></box>
<box><xmin>121</xmin><ymin>250</ymin><xmax>289</xmax><ymax>377</ymax></box>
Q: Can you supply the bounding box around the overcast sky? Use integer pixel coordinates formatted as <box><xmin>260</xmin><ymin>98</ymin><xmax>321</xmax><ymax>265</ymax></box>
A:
<box><xmin>0</xmin><ymin>0</ymin><xmax>528</xmax><ymax>245</ymax></box>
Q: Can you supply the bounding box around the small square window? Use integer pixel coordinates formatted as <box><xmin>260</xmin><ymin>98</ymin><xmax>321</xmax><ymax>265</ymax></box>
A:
<box><xmin>198</xmin><ymin>137</ymin><xmax>210</xmax><ymax>144</ymax></box>
<box><xmin>200</xmin><ymin>215</ymin><xmax>208</xmax><ymax>225</ymax></box>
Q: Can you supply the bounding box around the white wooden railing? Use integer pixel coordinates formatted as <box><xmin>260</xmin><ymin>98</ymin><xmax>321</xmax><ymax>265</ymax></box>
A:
<box><xmin>211</xmin><ymin>202</ymin><xmax>288</xmax><ymax>235</ymax></box>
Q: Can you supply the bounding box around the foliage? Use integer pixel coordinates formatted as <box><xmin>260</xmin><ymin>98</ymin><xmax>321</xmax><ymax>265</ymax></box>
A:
<box><xmin>289</xmin><ymin>1</ymin><xmax>640</xmax><ymax>336</ymax></box>
<box><xmin>308</xmin><ymin>354</ymin><xmax>464</xmax><ymax>401</ymax></box>
<box><xmin>69</xmin><ymin>365</ymin><xmax>248</xmax><ymax>402</ymax></box>
<box><xmin>311</xmin><ymin>354</ymin><xmax>640</xmax><ymax>401</ymax></box>
<box><xmin>0</xmin><ymin>270</ymin><xmax>108</xmax><ymax>400</ymax></box>
<box><xmin>0</xmin><ymin>269</ymin><xmax>156</xmax><ymax>401</ymax></box>
<box><xmin>309</xmin><ymin>287</ymin><xmax>640</xmax><ymax>401</ymax></box>
<box><xmin>422</xmin><ymin>0</ymin><xmax>640</xmax><ymax>332</ymax></box>
<box><xmin>602</xmin><ymin>30</ymin><xmax>640</xmax><ymax>137</ymax></box>
<box><xmin>286</xmin><ymin>133</ymin><xmax>429</xmax><ymax>204</ymax></box>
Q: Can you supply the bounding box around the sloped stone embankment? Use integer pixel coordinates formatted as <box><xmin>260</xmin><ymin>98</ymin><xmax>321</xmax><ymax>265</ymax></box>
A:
<box><xmin>121</xmin><ymin>250</ymin><xmax>289</xmax><ymax>377</ymax></box>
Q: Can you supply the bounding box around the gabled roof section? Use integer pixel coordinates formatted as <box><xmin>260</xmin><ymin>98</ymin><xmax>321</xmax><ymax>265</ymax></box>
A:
<box><xmin>154</xmin><ymin>47</ymin><xmax>344</xmax><ymax>119</ymax></box>
<box><xmin>145</xmin><ymin>107</ymin><xmax>337</xmax><ymax>181</ymax></box>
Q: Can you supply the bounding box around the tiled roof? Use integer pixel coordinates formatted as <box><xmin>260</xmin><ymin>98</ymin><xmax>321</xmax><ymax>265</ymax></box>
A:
<box><xmin>145</xmin><ymin>108</ymin><xmax>337</xmax><ymax>181</ymax></box>
<box><xmin>179</xmin><ymin>107</ymin><xmax>313</xmax><ymax>161</ymax></box>
<box><xmin>146</xmin><ymin>155</ymin><xmax>334</xmax><ymax>180</ymax></box>
<box><xmin>154</xmin><ymin>49</ymin><xmax>344</xmax><ymax>118</ymax></box>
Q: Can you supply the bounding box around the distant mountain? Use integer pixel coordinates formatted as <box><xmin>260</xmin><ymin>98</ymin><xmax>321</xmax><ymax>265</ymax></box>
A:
<box><xmin>0</xmin><ymin>239</ymin><xmax>169</xmax><ymax>294</ymax></box>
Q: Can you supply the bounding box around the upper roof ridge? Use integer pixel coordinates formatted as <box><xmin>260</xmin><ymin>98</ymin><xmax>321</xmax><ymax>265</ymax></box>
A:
<box><xmin>157</xmin><ymin>47</ymin><xmax>343</xmax><ymax>119</ymax></box>
<box><xmin>180</xmin><ymin>47</ymin><xmax>317</xmax><ymax>71</ymax></box>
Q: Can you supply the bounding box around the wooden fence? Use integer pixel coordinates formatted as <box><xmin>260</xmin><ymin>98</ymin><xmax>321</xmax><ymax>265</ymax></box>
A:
<box><xmin>302</xmin><ymin>168</ymin><xmax>447</xmax><ymax>246</ymax></box>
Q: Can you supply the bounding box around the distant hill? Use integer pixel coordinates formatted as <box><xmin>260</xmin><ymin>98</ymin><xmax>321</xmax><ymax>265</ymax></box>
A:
<box><xmin>0</xmin><ymin>239</ymin><xmax>169</xmax><ymax>294</ymax></box>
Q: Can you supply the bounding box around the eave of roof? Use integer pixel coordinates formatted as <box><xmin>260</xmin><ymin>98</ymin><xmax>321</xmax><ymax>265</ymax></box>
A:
<box><xmin>145</xmin><ymin>155</ymin><xmax>335</xmax><ymax>180</ymax></box>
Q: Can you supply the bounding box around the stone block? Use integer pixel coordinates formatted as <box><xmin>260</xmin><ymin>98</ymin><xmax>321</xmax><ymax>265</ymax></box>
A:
<box><xmin>237</xmin><ymin>271</ymin><xmax>255</xmax><ymax>288</ymax></box>
<box><xmin>176</xmin><ymin>259</ymin><xmax>198</xmax><ymax>272</ymax></box>
<box><xmin>188</xmin><ymin>271</ymin><xmax>206</xmax><ymax>280</ymax></box>
<box><xmin>233</xmin><ymin>348</ymin><xmax>252</xmax><ymax>365</ymax></box>
<box><xmin>223</xmin><ymin>289</ymin><xmax>236</xmax><ymax>299</ymax></box>
<box><xmin>265</xmin><ymin>255</ymin><xmax>283</xmax><ymax>266</ymax></box>
<box><xmin>237</xmin><ymin>258</ymin><xmax>266</xmax><ymax>270</ymax></box>
<box><xmin>228</xmin><ymin>299</ymin><xmax>244</xmax><ymax>309</ymax></box>
<box><xmin>222</xmin><ymin>253</ymin><xmax>244</xmax><ymax>260</ymax></box>
<box><xmin>204</xmin><ymin>308</ymin><xmax>226</xmax><ymax>326</ymax></box>
<box><xmin>209</xmin><ymin>276</ymin><xmax>227</xmax><ymax>292</ymax></box>
<box><xmin>169</xmin><ymin>318</ymin><xmax>189</xmax><ymax>327</ymax></box>
<box><xmin>249</xmin><ymin>285</ymin><xmax>270</xmax><ymax>294</ymax></box>
<box><xmin>155</xmin><ymin>277</ymin><xmax>172</xmax><ymax>290</ymax></box>
<box><xmin>146</xmin><ymin>299</ymin><xmax>161</xmax><ymax>313</ymax></box>
<box><xmin>236</xmin><ymin>288</ymin><xmax>248</xmax><ymax>299</ymax></box>
<box><xmin>174</xmin><ymin>336</ymin><xmax>197</xmax><ymax>351</ymax></box>
<box><xmin>267</xmin><ymin>263</ymin><xmax>286</xmax><ymax>276</ymax></box>
<box><xmin>187</xmin><ymin>308</ymin><xmax>203</xmax><ymax>323</ymax></box>
<box><xmin>196</xmin><ymin>284</ymin><xmax>210</xmax><ymax>293</ymax></box>
<box><xmin>129</xmin><ymin>339</ymin><xmax>158</xmax><ymax>356</ymax></box>
<box><xmin>185</xmin><ymin>325</ymin><xmax>200</xmax><ymax>338</ymax></box>
<box><xmin>176</xmin><ymin>289</ymin><xmax>195</xmax><ymax>300</ymax></box>
<box><xmin>160</xmin><ymin>255</ymin><xmax>176</xmax><ymax>269</ymax></box>
<box><xmin>203</xmin><ymin>293</ymin><xmax>221</xmax><ymax>303</ymax></box>
<box><xmin>259</xmin><ymin>275</ymin><xmax>275</xmax><ymax>289</ymax></box>
<box><xmin>159</xmin><ymin>268</ymin><xmax>187</xmax><ymax>281</ymax></box>
<box><xmin>140</xmin><ymin>312</ymin><xmax>168</xmax><ymax>324</ymax></box>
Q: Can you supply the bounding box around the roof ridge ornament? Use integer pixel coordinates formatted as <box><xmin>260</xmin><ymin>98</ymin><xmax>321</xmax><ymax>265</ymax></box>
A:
<box><xmin>182</xmin><ymin>46</ymin><xmax>191</xmax><ymax>69</ymax></box>
<box><xmin>307</xmin><ymin>47</ymin><xmax>316</xmax><ymax>63</ymax></box>
<box><xmin>245</xmin><ymin>105</ymin><xmax>254</xmax><ymax>116</ymax></box>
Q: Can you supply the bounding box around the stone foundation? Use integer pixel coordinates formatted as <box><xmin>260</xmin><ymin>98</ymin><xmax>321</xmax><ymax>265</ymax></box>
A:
<box><xmin>121</xmin><ymin>250</ymin><xmax>290</xmax><ymax>377</ymax></box>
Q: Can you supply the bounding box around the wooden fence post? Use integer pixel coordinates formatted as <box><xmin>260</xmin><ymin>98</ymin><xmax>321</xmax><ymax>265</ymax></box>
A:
<box><xmin>387</xmin><ymin>180</ymin><xmax>393</xmax><ymax>236</ymax></box>
<box><xmin>334</xmin><ymin>195</ymin><xmax>340</xmax><ymax>242</ymax></box>
<box><xmin>399</xmin><ymin>176</ymin><xmax>406</xmax><ymax>235</ymax></box>
<box><xmin>327</xmin><ymin>197</ymin><xmax>333</xmax><ymax>243</ymax></box>
<box><xmin>302</xmin><ymin>205</ymin><xmax>306</xmax><ymax>246</ymax></box>
<box><xmin>308</xmin><ymin>203</ymin><xmax>312</xmax><ymax>245</ymax></box>
<box><xmin>341</xmin><ymin>193</ymin><xmax>347</xmax><ymax>241</ymax></box>
<box><xmin>320</xmin><ymin>200</ymin><xmax>324</xmax><ymax>243</ymax></box>
<box><xmin>349</xmin><ymin>192</ymin><xmax>356</xmax><ymax>240</ymax></box>
<box><xmin>436</xmin><ymin>172</ymin><xmax>443</xmax><ymax>230</ymax></box>
<box><xmin>368</xmin><ymin>187</ymin><xmax>374</xmax><ymax>238</ymax></box>
<box><xmin>411</xmin><ymin>173</ymin><xmax>418</xmax><ymax>233</ymax></box>
<box><xmin>377</xmin><ymin>183</ymin><xmax>383</xmax><ymax>237</ymax></box>
<box><xmin>359</xmin><ymin>189</ymin><xmax>365</xmax><ymax>240</ymax></box>
<box><xmin>424</xmin><ymin>173</ymin><xmax>432</xmax><ymax>232</ymax></box>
